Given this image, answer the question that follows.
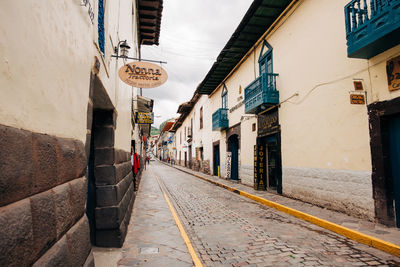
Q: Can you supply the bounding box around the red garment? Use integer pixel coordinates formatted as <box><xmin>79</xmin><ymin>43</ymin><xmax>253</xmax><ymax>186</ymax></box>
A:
<box><xmin>133</xmin><ymin>153</ymin><xmax>140</xmax><ymax>174</ymax></box>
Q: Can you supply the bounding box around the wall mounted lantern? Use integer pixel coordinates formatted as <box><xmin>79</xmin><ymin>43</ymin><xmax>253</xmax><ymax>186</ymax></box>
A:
<box><xmin>113</xmin><ymin>40</ymin><xmax>130</xmax><ymax>59</ymax></box>
<box><xmin>111</xmin><ymin>40</ymin><xmax>167</xmax><ymax>64</ymax></box>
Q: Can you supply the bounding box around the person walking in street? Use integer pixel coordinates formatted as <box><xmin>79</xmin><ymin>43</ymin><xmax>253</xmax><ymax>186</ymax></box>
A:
<box><xmin>131</xmin><ymin>147</ymin><xmax>141</xmax><ymax>191</ymax></box>
<box><xmin>131</xmin><ymin>147</ymin><xmax>136</xmax><ymax>191</ymax></box>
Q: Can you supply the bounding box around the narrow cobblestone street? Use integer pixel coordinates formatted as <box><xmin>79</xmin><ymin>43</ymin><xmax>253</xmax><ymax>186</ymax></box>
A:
<box><xmin>103</xmin><ymin>161</ymin><xmax>400</xmax><ymax>266</ymax></box>
<box><xmin>4</xmin><ymin>1</ymin><xmax>400</xmax><ymax>266</ymax></box>
<box><xmin>137</xmin><ymin>161</ymin><xmax>400</xmax><ymax>267</ymax></box>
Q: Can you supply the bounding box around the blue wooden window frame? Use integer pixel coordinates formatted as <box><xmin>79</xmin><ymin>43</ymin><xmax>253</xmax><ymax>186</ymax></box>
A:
<box><xmin>98</xmin><ymin>0</ymin><xmax>105</xmax><ymax>56</ymax></box>
<box><xmin>221</xmin><ymin>84</ymin><xmax>228</xmax><ymax>109</ymax></box>
<box><xmin>258</xmin><ymin>41</ymin><xmax>273</xmax><ymax>74</ymax></box>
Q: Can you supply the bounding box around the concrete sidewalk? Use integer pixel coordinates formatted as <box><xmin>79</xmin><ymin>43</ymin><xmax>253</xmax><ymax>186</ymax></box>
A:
<box><xmin>92</xmin><ymin>167</ymin><xmax>193</xmax><ymax>267</ymax></box>
<box><xmin>164</xmin><ymin>162</ymin><xmax>400</xmax><ymax>253</ymax></box>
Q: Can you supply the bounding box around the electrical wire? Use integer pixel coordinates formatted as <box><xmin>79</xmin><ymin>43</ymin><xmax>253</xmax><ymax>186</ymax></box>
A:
<box><xmin>287</xmin><ymin>50</ymin><xmax>400</xmax><ymax>105</ymax></box>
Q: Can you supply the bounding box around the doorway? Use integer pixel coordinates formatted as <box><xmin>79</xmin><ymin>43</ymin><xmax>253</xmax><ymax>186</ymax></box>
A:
<box><xmin>213</xmin><ymin>143</ymin><xmax>220</xmax><ymax>176</ymax></box>
<box><xmin>382</xmin><ymin>114</ymin><xmax>400</xmax><ymax>227</ymax></box>
<box><xmin>189</xmin><ymin>145</ymin><xmax>192</xmax><ymax>169</ymax></box>
<box><xmin>87</xmin><ymin>119</ymin><xmax>96</xmax><ymax>244</ymax></box>
<box><xmin>228</xmin><ymin>135</ymin><xmax>239</xmax><ymax>180</ymax></box>
<box><xmin>369</xmin><ymin>96</ymin><xmax>400</xmax><ymax>227</ymax></box>
<box><xmin>184</xmin><ymin>151</ymin><xmax>187</xmax><ymax>167</ymax></box>
<box><xmin>259</xmin><ymin>134</ymin><xmax>282</xmax><ymax>194</ymax></box>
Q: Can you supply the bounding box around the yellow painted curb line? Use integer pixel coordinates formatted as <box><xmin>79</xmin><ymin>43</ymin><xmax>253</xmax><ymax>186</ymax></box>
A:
<box><xmin>178</xmin><ymin>168</ymin><xmax>400</xmax><ymax>258</ymax></box>
<box><xmin>155</xmin><ymin>176</ymin><xmax>203</xmax><ymax>267</ymax></box>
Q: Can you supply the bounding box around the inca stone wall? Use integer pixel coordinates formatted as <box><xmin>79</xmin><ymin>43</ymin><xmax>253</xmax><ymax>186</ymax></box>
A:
<box><xmin>91</xmin><ymin>110</ymin><xmax>135</xmax><ymax>248</ymax></box>
<box><xmin>0</xmin><ymin>124</ymin><xmax>93</xmax><ymax>266</ymax></box>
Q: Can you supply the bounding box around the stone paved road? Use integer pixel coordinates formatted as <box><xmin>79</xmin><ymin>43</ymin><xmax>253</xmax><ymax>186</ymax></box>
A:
<box><xmin>151</xmin><ymin>162</ymin><xmax>400</xmax><ymax>267</ymax></box>
<box><xmin>111</xmin><ymin>163</ymin><xmax>193</xmax><ymax>267</ymax></box>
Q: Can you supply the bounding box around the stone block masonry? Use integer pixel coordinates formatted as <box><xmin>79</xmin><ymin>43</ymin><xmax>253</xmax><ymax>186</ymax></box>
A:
<box><xmin>90</xmin><ymin>108</ymin><xmax>135</xmax><ymax>247</ymax></box>
<box><xmin>283</xmin><ymin>167</ymin><xmax>374</xmax><ymax>220</ymax></box>
<box><xmin>0</xmin><ymin>124</ymin><xmax>92</xmax><ymax>266</ymax></box>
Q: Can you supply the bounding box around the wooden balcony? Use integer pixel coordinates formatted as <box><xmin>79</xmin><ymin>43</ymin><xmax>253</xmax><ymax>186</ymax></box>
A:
<box><xmin>345</xmin><ymin>0</ymin><xmax>400</xmax><ymax>58</ymax></box>
<box><xmin>244</xmin><ymin>73</ymin><xmax>279</xmax><ymax>114</ymax></box>
<box><xmin>212</xmin><ymin>108</ymin><xmax>229</xmax><ymax>131</ymax></box>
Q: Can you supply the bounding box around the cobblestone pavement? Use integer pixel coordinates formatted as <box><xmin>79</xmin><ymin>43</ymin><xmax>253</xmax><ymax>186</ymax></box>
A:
<box><xmin>93</xmin><ymin>165</ymin><xmax>193</xmax><ymax>267</ymax></box>
<box><xmin>152</xmin><ymin>162</ymin><xmax>400</xmax><ymax>267</ymax></box>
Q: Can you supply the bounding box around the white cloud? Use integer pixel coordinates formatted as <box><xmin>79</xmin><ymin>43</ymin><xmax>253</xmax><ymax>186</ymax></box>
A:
<box><xmin>141</xmin><ymin>0</ymin><xmax>253</xmax><ymax>127</ymax></box>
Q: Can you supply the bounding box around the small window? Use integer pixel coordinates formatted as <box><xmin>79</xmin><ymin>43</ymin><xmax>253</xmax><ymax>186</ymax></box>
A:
<box><xmin>98</xmin><ymin>0</ymin><xmax>105</xmax><ymax>56</ymax></box>
<box><xmin>221</xmin><ymin>84</ymin><xmax>228</xmax><ymax>109</ymax></box>
<box><xmin>200</xmin><ymin>107</ymin><xmax>203</xmax><ymax>129</ymax></box>
<box><xmin>252</xmin><ymin>123</ymin><xmax>256</xmax><ymax>132</ymax></box>
<box><xmin>259</xmin><ymin>41</ymin><xmax>273</xmax><ymax>75</ymax></box>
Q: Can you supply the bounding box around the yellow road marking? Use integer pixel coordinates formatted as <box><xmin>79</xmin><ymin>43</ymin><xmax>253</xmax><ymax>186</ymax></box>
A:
<box><xmin>175</xmin><ymin>168</ymin><xmax>400</xmax><ymax>258</ymax></box>
<box><xmin>155</xmin><ymin>175</ymin><xmax>203</xmax><ymax>267</ymax></box>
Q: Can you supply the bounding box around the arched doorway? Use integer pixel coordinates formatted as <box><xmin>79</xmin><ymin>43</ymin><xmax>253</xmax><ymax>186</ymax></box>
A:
<box><xmin>228</xmin><ymin>134</ymin><xmax>239</xmax><ymax>180</ymax></box>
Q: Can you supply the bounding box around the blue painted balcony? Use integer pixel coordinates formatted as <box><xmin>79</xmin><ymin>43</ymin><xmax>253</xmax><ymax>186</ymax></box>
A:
<box><xmin>212</xmin><ymin>108</ymin><xmax>229</xmax><ymax>131</ymax></box>
<box><xmin>244</xmin><ymin>73</ymin><xmax>279</xmax><ymax>114</ymax></box>
<box><xmin>345</xmin><ymin>0</ymin><xmax>400</xmax><ymax>59</ymax></box>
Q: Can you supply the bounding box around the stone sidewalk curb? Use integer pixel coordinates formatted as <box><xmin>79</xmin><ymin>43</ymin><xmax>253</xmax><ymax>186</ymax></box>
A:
<box><xmin>159</xmin><ymin>160</ymin><xmax>400</xmax><ymax>258</ymax></box>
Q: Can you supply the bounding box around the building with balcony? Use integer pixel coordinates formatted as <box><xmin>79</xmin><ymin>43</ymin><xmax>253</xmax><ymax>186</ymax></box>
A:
<box><xmin>182</xmin><ymin>0</ymin><xmax>400</xmax><ymax>228</ymax></box>
<box><xmin>173</xmin><ymin>92</ymin><xmax>211</xmax><ymax>173</ymax></box>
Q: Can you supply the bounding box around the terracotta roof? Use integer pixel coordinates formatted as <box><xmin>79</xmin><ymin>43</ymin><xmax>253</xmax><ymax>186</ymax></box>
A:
<box><xmin>161</xmin><ymin>120</ymin><xmax>174</xmax><ymax>133</ymax></box>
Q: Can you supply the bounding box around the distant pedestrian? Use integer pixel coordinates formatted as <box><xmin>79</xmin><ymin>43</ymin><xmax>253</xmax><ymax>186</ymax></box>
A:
<box><xmin>131</xmin><ymin>149</ymin><xmax>140</xmax><ymax>191</ymax></box>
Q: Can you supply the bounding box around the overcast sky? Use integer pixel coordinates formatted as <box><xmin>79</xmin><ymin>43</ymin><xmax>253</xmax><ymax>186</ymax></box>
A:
<box><xmin>141</xmin><ymin>0</ymin><xmax>253</xmax><ymax>128</ymax></box>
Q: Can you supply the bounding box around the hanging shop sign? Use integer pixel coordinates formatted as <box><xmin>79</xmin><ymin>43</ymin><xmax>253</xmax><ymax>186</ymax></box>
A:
<box><xmin>135</xmin><ymin>112</ymin><xmax>153</xmax><ymax>124</ymax></box>
<box><xmin>387</xmin><ymin>55</ymin><xmax>400</xmax><ymax>92</ymax></box>
<box><xmin>254</xmin><ymin>145</ymin><xmax>266</xmax><ymax>190</ymax></box>
<box><xmin>258</xmin><ymin>109</ymin><xmax>279</xmax><ymax>137</ymax></box>
<box><xmin>118</xmin><ymin>61</ymin><xmax>168</xmax><ymax>88</ymax></box>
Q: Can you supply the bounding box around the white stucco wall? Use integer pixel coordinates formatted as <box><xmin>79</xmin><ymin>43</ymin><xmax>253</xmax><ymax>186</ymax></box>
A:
<box><xmin>258</xmin><ymin>0</ymin><xmax>374</xmax><ymax>218</ymax></box>
<box><xmin>0</xmin><ymin>0</ymin><xmax>139</xmax><ymax>153</ymax></box>
<box><xmin>0</xmin><ymin>0</ymin><xmax>93</xmax><ymax>142</ymax></box>
<box><xmin>99</xmin><ymin>0</ymin><xmax>139</xmax><ymax>151</ymax></box>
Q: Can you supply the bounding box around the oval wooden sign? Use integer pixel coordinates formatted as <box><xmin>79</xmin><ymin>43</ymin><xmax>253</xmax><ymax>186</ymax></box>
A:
<box><xmin>118</xmin><ymin>61</ymin><xmax>168</xmax><ymax>88</ymax></box>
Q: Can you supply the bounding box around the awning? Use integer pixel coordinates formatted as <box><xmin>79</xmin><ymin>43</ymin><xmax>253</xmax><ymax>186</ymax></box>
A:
<box><xmin>138</xmin><ymin>0</ymin><xmax>163</xmax><ymax>45</ymax></box>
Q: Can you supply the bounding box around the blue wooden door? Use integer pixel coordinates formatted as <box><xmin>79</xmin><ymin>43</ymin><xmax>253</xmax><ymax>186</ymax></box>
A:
<box><xmin>214</xmin><ymin>145</ymin><xmax>220</xmax><ymax>176</ymax></box>
<box><xmin>389</xmin><ymin>115</ymin><xmax>400</xmax><ymax>227</ymax></box>
<box><xmin>229</xmin><ymin>136</ymin><xmax>239</xmax><ymax>180</ymax></box>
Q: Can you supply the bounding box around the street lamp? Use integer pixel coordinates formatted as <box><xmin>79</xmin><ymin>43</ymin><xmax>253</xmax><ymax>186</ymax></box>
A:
<box><xmin>113</xmin><ymin>40</ymin><xmax>130</xmax><ymax>59</ymax></box>
<box><xmin>111</xmin><ymin>40</ymin><xmax>167</xmax><ymax>64</ymax></box>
